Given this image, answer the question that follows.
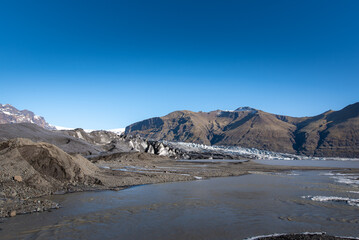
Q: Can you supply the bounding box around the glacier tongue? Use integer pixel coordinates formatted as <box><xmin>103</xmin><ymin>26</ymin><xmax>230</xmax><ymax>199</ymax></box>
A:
<box><xmin>163</xmin><ymin>141</ymin><xmax>359</xmax><ymax>161</ymax></box>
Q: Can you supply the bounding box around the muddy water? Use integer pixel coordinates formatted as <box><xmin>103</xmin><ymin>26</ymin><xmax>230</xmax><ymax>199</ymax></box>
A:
<box><xmin>254</xmin><ymin>159</ymin><xmax>359</xmax><ymax>168</ymax></box>
<box><xmin>177</xmin><ymin>159</ymin><xmax>248</xmax><ymax>163</ymax></box>
<box><xmin>1</xmin><ymin>170</ymin><xmax>359</xmax><ymax>239</ymax></box>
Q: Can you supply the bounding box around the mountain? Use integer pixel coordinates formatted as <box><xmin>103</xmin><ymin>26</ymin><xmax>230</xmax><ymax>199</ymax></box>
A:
<box><xmin>125</xmin><ymin>103</ymin><xmax>359</xmax><ymax>158</ymax></box>
<box><xmin>0</xmin><ymin>104</ymin><xmax>55</xmax><ymax>130</ymax></box>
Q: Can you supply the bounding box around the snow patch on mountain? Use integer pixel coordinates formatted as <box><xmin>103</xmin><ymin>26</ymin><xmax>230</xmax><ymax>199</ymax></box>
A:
<box><xmin>55</xmin><ymin>126</ymin><xmax>125</xmax><ymax>135</ymax></box>
<box><xmin>53</xmin><ymin>125</ymin><xmax>75</xmax><ymax>131</ymax></box>
<box><xmin>0</xmin><ymin>104</ymin><xmax>55</xmax><ymax>130</ymax></box>
<box><xmin>234</xmin><ymin>106</ymin><xmax>258</xmax><ymax>113</ymax></box>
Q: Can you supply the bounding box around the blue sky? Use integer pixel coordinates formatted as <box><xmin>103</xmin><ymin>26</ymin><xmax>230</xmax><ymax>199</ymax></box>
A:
<box><xmin>0</xmin><ymin>0</ymin><xmax>358</xmax><ymax>129</ymax></box>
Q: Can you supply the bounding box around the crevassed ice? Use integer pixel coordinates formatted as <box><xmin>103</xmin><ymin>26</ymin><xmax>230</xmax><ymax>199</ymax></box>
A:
<box><xmin>164</xmin><ymin>141</ymin><xmax>359</xmax><ymax>161</ymax></box>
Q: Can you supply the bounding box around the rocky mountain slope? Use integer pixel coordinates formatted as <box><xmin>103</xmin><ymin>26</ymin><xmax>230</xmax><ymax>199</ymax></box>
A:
<box><xmin>125</xmin><ymin>103</ymin><xmax>359</xmax><ymax>158</ymax></box>
<box><xmin>0</xmin><ymin>123</ymin><xmax>103</xmax><ymax>156</ymax></box>
<box><xmin>0</xmin><ymin>104</ymin><xmax>55</xmax><ymax>130</ymax></box>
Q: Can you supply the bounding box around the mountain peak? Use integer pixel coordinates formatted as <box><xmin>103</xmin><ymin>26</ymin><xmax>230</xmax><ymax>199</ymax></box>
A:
<box><xmin>0</xmin><ymin>103</ymin><xmax>55</xmax><ymax>130</ymax></box>
<box><xmin>234</xmin><ymin>106</ymin><xmax>257</xmax><ymax>113</ymax></box>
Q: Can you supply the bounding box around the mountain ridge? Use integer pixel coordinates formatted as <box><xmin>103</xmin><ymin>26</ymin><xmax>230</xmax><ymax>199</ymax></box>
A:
<box><xmin>125</xmin><ymin>102</ymin><xmax>359</xmax><ymax>158</ymax></box>
<box><xmin>0</xmin><ymin>104</ymin><xmax>54</xmax><ymax>130</ymax></box>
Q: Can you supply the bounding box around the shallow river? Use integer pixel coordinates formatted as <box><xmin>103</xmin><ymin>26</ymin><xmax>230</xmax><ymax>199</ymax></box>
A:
<box><xmin>254</xmin><ymin>159</ymin><xmax>359</xmax><ymax>168</ymax></box>
<box><xmin>1</xmin><ymin>160</ymin><xmax>359</xmax><ymax>240</ymax></box>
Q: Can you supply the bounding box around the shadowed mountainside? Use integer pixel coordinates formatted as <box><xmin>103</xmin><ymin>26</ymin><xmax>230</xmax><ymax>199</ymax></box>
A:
<box><xmin>125</xmin><ymin>103</ymin><xmax>359</xmax><ymax>158</ymax></box>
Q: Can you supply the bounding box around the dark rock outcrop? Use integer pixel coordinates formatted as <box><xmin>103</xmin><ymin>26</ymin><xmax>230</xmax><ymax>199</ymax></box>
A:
<box><xmin>0</xmin><ymin>123</ymin><xmax>186</xmax><ymax>159</ymax></box>
<box><xmin>61</xmin><ymin>128</ymin><xmax>187</xmax><ymax>159</ymax></box>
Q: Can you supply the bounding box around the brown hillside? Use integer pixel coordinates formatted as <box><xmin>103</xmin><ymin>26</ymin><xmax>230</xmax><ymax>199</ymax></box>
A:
<box><xmin>125</xmin><ymin>103</ymin><xmax>359</xmax><ymax>158</ymax></box>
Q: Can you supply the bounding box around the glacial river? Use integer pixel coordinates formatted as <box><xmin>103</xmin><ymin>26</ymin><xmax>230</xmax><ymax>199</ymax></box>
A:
<box><xmin>1</xmin><ymin>160</ymin><xmax>359</xmax><ymax>240</ymax></box>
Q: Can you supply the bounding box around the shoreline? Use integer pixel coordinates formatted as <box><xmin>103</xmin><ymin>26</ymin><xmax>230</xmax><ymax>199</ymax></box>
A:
<box><xmin>246</xmin><ymin>232</ymin><xmax>359</xmax><ymax>240</ymax></box>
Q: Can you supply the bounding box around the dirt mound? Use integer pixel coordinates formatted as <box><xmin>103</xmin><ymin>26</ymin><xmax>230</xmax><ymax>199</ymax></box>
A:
<box><xmin>0</xmin><ymin>138</ymin><xmax>109</xmax><ymax>217</ymax></box>
<box><xmin>0</xmin><ymin>138</ymin><xmax>101</xmax><ymax>196</ymax></box>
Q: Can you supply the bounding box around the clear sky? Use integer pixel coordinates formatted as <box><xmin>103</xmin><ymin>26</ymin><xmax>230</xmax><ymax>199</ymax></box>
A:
<box><xmin>0</xmin><ymin>0</ymin><xmax>358</xmax><ymax>129</ymax></box>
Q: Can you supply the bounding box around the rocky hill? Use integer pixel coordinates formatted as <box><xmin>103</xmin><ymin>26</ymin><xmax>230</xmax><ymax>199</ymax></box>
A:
<box><xmin>0</xmin><ymin>138</ymin><xmax>100</xmax><ymax>188</ymax></box>
<box><xmin>0</xmin><ymin>123</ymin><xmax>185</xmax><ymax>158</ymax></box>
<box><xmin>125</xmin><ymin>103</ymin><xmax>359</xmax><ymax>158</ymax></box>
<box><xmin>0</xmin><ymin>104</ymin><xmax>55</xmax><ymax>130</ymax></box>
<box><xmin>0</xmin><ymin>138</ymin><xmax>103</xmax><ymax>217</ymax></box>
<box><xmin>60</xmin><ymin>128</ymin><xmax>185</xmax><ymax>158</ymax></box>
<box><xmin>0</xmin><ymin>123</ymin><xmax>103</xmax><ymax>156</ymax></box>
